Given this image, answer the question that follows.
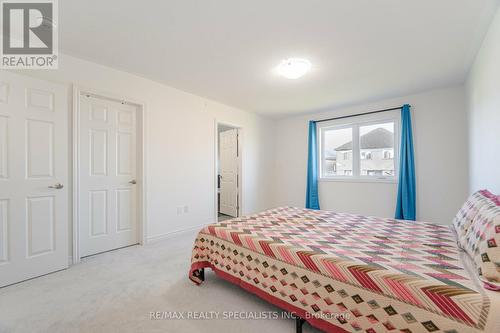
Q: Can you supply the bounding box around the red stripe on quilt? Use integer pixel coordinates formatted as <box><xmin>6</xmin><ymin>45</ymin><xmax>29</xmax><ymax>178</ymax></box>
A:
<box><xmin>321</xmin><ymin>260</ymin><xmax>347</xmax><ymax>282</ymax></box>
<box><xmin>348</xmin><ymin>267</ymin><xmax>382</xmax><ymax>293</ymax></box>
<box><xmin>208</xmin><ymin>225</ymin><xmax>216</xmax><ymax>236</ymax></box>
<box><xmin>479</xmin><ymin>189</ymin><xmax>500</xmax><ymax>206</ymax></box>
<box><xmin>244</xmin><ymin>235</ymin><xmax>258</xmax><ymax>253</ymax></box>
<box><xmin>297</xmin><ymin>251</ymin><xmax>320</xmax><ymax>273</ymax></box>
<box><xmin>423</xmin><ymin>288</ymin><xmax>475</xmax><ymax>325</ymax></box>
<box><xmin>218</xmin><ymin>228</ymin><xmax>228</xmax><ymax>241</ymax></box>
<box><xmin>383</xmin><ymin>277</ymin><xmax>423</xmax><ymax>306</ymax></box>
<box><xmin>230</xmin><ymin>232</ymin><xmax>243</xmax><ymax>246</ymax></box>
<box><xmin>276</xmin><ymin>245</ymin><xmax>295</xmax><ymax>265</ymax></box>
<box><xmin>259</xmin><ymin>240</ymin><xmax>276</xmax><ymax>258</ymax></box>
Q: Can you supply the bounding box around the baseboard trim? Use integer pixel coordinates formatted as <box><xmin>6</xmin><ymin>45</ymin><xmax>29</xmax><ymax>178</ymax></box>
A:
<box><xmin>146</xmin><ymin>224</ymin><xmax>208</xmax><ymax>244</ymax></box>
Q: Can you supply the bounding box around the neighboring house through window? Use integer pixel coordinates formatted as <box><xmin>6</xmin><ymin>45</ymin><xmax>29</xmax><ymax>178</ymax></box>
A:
<box><xmin>318</xmin><ymin>111</ymin><xmax>400</xmax><ymax>181</ymax></box>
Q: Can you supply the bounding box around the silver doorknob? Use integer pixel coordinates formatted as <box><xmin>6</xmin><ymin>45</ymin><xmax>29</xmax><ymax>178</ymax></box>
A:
<box><xmin>128</xmin><ymin>180</ymin><xmax>137</xmax><ymax>185</ymax></box>
<box><xmin>48</xmin><ymin>183</ymin><xmax>64</xmax><ymax>189</ymax></box>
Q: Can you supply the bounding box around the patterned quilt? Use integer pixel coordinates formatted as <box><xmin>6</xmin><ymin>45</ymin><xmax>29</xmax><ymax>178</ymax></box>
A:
<box><xmin>190</xmin><ymin>207</ymin><xmax>500</xmax><ymax>333</ymax></box>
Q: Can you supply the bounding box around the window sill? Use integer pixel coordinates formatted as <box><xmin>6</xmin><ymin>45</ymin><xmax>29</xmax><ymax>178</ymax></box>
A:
<box><xmin>319</xmin><ymin>177</ymin><xmax>398</xmax><ymax>184</ymax></box>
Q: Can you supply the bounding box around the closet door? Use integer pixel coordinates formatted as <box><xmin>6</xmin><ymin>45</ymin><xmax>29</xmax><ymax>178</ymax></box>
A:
<box><xmin>0</xmin><ymin>71</ymin><xmax>68</xmax><ymax>287</ymax></box>
<box><xmin>78</xmin><ymin>95</ymin><xmax>138</xmax><ymax>257</ymax></box>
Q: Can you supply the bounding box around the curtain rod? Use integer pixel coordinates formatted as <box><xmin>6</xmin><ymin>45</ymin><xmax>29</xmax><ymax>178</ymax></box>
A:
<box><xmin>314</xmin><ymin>106</ymin><xmax>405</xmax><ymax>123</ymax></box>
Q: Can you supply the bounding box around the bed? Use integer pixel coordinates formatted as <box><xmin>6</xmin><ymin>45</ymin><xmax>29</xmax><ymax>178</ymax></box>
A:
<box><xmin>189</xmin><ymin>207</ymin><xmax>500</xmax><ymax>333</ymax></box>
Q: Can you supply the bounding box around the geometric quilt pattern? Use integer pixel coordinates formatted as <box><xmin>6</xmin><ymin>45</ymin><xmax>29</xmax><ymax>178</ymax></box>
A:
<box><xmin>453</xmin><ymin>190</ymin><xmax>496</xmax><ymax>250</ymax></box>
<box><xmin>465</xmin><ymin>202</ymin><xmax>500</xmax><ymax>287</ymax></box>
<box><xmin>190</xmin><ymin>207</ymin><xmax>498</xmax><ymax>332</ymax></box>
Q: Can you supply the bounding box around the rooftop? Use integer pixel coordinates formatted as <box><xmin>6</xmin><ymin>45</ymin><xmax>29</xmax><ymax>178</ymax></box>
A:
<box><xmin>335</xmin><ymin>128</ymin><xmax>394</xmax><ymax>151</ymax></box>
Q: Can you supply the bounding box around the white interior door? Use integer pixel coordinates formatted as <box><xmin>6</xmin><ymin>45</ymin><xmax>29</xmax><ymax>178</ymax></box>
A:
<box><xmin>79</xmin><ymin>95</ymin><xmax>138</xmax><ymax>257</ymax></box>
<box><xmin>0</xmin><ymin>71</ymin><xmax>68</xmax><ymax>287</ymax></box>
<box><xmin>219</xmin><ymin>129</ymin><xmax>238</xmax><ymax>217</ymax></box>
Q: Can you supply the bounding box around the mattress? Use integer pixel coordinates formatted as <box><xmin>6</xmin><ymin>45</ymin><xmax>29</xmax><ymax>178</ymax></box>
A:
<box><xmin>189</xmin><ymin>207</ymin><xmax>500</xmax><ymax>332</ymax></box>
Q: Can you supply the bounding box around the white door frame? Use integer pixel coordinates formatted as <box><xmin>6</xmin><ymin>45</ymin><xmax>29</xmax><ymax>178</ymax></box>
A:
<box><xmin>72</xmin><ymin>86</ymin><xmax>147</xmax><ymax>264</ymax></box>
<box><xmin>214</xmin><ymin>120</ymin><xmax>242</xmax><ymax>222</ymax></box>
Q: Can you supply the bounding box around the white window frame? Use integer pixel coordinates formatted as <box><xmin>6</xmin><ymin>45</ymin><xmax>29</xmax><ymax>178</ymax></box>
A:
<box><xmin>318</xmin><ymin>110</ymin><xmax>400</xmax><ymax>183</ymax></box>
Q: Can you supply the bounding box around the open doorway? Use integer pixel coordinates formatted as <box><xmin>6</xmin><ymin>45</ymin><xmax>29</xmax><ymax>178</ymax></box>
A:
<box><xmin>216</xmin><ymin>123</ymin><xmax>241</xmax><ymax>222</ymax></box>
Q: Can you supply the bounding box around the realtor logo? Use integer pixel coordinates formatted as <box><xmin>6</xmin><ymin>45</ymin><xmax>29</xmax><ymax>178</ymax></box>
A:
<box><xmin>1</xmin><ymin>0</ymin><xmax>58</xmax><ymax>69</ymax></box>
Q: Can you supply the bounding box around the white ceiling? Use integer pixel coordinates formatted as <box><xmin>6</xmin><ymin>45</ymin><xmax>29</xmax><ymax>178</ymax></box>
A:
<box><xmin>60</xmin><ymin>0</ymin><xmax>499</xmax><ymax>117</ymax></box>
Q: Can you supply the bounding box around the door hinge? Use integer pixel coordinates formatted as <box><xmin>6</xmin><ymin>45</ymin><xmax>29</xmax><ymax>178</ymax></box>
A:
<box><xmin>236</xmin><ymin>193</ymin><xmax>240</xmax><ymax>214</ymax></box>
<box><xmin>236</xmin><ymin>134</ymin><xmax>239</xmax><ymax>157</ymax></box>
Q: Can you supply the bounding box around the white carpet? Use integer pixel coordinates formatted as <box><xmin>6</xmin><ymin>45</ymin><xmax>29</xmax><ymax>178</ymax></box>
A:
<box><xmin>0</xmin><ymin>231</ymin><xmax>321</xmax><ymax>333</ymax></box>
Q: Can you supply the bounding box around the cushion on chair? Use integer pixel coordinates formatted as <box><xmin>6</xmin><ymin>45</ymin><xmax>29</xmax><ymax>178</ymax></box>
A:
<box><xmin>464</xmin><ymin>201</ymin><xmax>500</xmax><ymax>286</ymax></box>
<box><xmin>453</xmin><ymin>190</ymin><xmax>496</xmax><ymax>249</ymax></box>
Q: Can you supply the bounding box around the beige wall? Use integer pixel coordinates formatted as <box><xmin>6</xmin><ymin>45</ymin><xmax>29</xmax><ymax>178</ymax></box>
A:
<box><xmin>12</xmin><ymin>53</ymin><xmax>276</xmax><ymax>245</ymax></box>
<box><xmin>466</xmin><ymin>6</ymin><xmax>500</xmax><ymax>194</ymax></box>
<box><xmin>273</xmin><ymin>86</ymin><xmax>469</xmax><ymax>224</ymax></box>
<box><xmin>9</xmin><ymin>34</ymin><xmax>488</xmax><ymax>240</ymax></box>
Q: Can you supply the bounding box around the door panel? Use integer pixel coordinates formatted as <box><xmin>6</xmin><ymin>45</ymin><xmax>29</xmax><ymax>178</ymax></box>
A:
<box><xmin>79</xmin><ymin>95</ymin><xmax>138</xmax><ymax>257</ymax></box>
<box><xmin>26</xmin><ymin>89</ymin><xmax>54</xmax><ymax>112</ymax></box>
<box><xmin>117</xmin><ymin>189</ymin><xmax>132</xmax><ymax>231</ymax></box>
<box><xmin>90</xmin><ymin>129</ymin><xmax>107</xmax><ymax>176</ymax></box>
<box><xmin>0</xmin><ymin>70</ymin><xmax>68</xmax><ymax>288</ymax></box>
<box><xmin>89</xmin><ymin>190</ymin><xmax>107</xmax><ymax>237</ymax></box>
<box><xmin>117</xmin><ymin>132</ymin><xmax>132</xmax><ymax>175</ymax></box>
<box><xmin>0</xmin><ymin>116</ymin><xmax>8</xmax><ymax>179</ymax></box>
<box><xmin>0</xmin><ymin>82</ymin><xmax>8</xmax><ymax>102</ymax></box>
<box><xmin>219</xmin><ymin>129</ymin><xmax>238</xmax><ymax>217</ymax></box>
<box><xmin>27</xmin><ymin>196</ymin><xmax>55</xmax><ymax>256</ymax></box>
<box><xmin>90</xmin><ymin>103</ymin><xmax>107</xmax><ymax>122</ymax></box>
<box><xmin>0</xmin><ymin>199</ymin><xmax>8</xmax><ymax>263</ymax></box>
<box><xmin>26</xmin><ymin>119</ymin><xmax>54</xmax><ymax>178</ymax></box>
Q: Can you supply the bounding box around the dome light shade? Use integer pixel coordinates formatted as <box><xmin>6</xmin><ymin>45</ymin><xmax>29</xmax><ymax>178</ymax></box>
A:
<box><xmin>275</xmin><ymin>58</ymin><xmax>311</xmax><ymax>79</ymax></box>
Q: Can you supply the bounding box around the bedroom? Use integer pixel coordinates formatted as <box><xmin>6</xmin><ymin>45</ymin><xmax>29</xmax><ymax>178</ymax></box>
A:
<box><xmin>0</xmin><ymin>1</ymin><xmax>499</xmax><ymax>332</ymax></box>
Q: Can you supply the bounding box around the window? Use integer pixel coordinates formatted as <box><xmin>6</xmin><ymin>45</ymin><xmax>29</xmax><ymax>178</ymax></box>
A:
<box><xmin>319</xmin><ymin>114</ymin><xmax>399</xmax><ymax>181</ymax></box>
<box><xmin>362</xmin><ymin>152</ymin><xmax>372</xmax><ymax>160</ymax></box>
<box><xmin>321</xmin><ymin>127</ymin><xmax>352</xmax><ymax>177</ymax></box>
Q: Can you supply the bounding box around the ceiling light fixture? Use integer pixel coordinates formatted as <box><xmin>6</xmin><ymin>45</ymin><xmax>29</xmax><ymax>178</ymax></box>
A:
<box><xmin>275</xmin><ymin>58</ymin><xmax>311</xmax><ymax>79</ymax></box>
